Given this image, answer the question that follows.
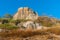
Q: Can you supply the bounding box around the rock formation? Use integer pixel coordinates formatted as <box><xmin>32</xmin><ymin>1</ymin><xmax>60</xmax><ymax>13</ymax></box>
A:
<box><xmin>17</xmin><ymin>21</ymin><xmax>43</xmax><ymax>30</ymax></box>
<box><xmin>13</xmin><ymin>7</ymin><xmax>38</xmax><ymax>20</ymax></box>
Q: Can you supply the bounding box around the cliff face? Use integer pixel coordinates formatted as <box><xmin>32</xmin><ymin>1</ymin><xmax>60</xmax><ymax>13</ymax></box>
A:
<box><xmin>13</xmin><ymin>7</ymin><xmax>38</xmax><ymax>20</ymax></box>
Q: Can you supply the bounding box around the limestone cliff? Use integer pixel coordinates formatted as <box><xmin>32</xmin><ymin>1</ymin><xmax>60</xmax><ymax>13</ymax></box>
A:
<box><xmin>13</xmin><ymin>7</ymin><xmax>38</xmax><ymax>20</ymax></box>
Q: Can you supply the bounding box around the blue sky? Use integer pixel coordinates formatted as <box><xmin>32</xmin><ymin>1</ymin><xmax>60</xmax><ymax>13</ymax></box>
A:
<box><xmin>0</xmin><ymin>0</ymin><xmax>60</xmax><ymax>19</ymax></box>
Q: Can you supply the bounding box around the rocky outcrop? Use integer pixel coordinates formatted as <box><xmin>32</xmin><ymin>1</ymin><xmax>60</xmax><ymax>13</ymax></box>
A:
<box><xmin>13</xmin><ymin>7</ymin><xmax>38</xmax><ymax>20</ymax></box>
<box><xmin>17</xmin><ymin>21</ymin><xmax>43</xmax><ymax>30</ymax></box>
<box><xmin>36</xmin><ymin>16</ymin><xmax>57</xmax><ymax>27</ymax></box>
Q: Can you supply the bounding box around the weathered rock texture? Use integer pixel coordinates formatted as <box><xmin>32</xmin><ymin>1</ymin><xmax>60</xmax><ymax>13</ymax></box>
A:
<box><xmin>17</xmin><ymin>21</ymin><xmax>43</xmax><ymax>30</ymax></box>
<box><xmin>13</xmin><ymin>7</ymin><xmax>38</xmax><ymax>20</ymax></box>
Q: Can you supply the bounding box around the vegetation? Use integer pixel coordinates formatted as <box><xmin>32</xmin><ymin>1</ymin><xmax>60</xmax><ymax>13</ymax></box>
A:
<box><xmin>3</xmin><ymin>13</ymin><xmax>12</xmax><ymax>19</ymax></box>
<box><xmin>35</xmin><ymin>17</ymin><xmax>55</xmax><ymax>27</ymax></box>
<box><xmin>0</xmin><ymin>14</ymin><xmax>59</xmax><ymax>30</ymax></box>
<box><xmin>0</xmin><ymin>24</ymin><xmax>18</xmax><ymax>29</ymax></box>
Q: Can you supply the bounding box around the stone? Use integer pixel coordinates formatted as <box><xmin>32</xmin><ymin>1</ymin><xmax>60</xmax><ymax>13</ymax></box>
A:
<box><xmin>17</xmin><ymin>21</ymin><xmax>43</xmax><ymax>30</ymax></box>
<box><xmin>13</xmin><ymin>7</ymin><xmax>38</xmax><ymax>20</ymax></box>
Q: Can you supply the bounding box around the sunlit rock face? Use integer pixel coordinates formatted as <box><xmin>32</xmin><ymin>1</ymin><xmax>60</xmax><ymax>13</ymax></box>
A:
<box><xmin>13</xmin><ymin>7</ymin><xmax>38</xmax><ymax>20</ymax></box>
<box><xmin>17</xmin><ymin>21</ymin><xmax>43</xmax><ymax>30</ymax></box>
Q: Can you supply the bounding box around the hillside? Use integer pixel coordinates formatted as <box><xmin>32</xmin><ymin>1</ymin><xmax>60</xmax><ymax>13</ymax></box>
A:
<box><xmin>0</xmin><ymin>7</ymin><xmax>60</xmax><ymax>40</ymax></box>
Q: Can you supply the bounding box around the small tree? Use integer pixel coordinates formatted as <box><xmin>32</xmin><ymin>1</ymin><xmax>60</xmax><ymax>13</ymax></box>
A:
<box><xmin>4</xmin><ymin>13</ymin><xmax>12</xmax><ymax>19</ymax></box>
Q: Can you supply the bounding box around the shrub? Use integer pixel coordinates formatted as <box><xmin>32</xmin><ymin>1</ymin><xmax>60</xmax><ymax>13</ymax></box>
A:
<box><xmin>9</xmin><ymin>20</ymin><xmax>20</xmax><ymax>25</ymax></box>
<box><xmin>36</xmin><ymin>17</ymin><xmax>54</xmax><ymax>27</ymax></box>
<box><xmin>0</xmin><ymin>24</ymin><xmax>18</xmax><ymax>29</ymax></box>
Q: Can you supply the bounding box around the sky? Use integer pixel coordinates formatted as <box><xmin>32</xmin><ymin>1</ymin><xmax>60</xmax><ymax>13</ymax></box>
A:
<box><xmin>0</xmin><ymin>0</ymin><xmax>60</xmax><ymax>19</ymax></box>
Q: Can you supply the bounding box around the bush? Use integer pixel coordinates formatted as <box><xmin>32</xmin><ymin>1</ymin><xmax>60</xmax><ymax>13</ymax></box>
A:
<box><xmin>36</xmin><ymin>17</ymin><xmax>54</xmax><ymax>27</ymax></box>
<box><xmin>0</xmin><ymin>24</ymin><xmax>18</xmax><ymax>29</ymax></box>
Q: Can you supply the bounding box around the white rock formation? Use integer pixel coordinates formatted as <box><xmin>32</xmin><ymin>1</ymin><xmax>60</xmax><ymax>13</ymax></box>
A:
<box><xmin>13</xmin><ymin>7</ymin><xmax>38</xmax><ymax>20</ymax></box>
<box><xmin>18</xmin><ymin>21</ymin><xmax>43</xmax><ymax>30</ymax></box>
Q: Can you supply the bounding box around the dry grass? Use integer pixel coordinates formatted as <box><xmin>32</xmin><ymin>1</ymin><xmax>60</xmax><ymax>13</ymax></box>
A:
<box><xmin>0</xmin><ymin>28</ymin><xmax>58</xmax><ymax>37</ymax></box>
<box><xmin>0</xmin><ymin>27</ymin><xmax>60</xmax><ymax>40</ymax></box>
<box><xmin>0</xmin><ymin>29</ymin><xmax>48</xmax><ymax>37</ymax></box>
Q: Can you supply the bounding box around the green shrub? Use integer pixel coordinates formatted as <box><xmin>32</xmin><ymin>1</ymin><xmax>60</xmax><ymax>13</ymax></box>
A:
<box><xmin>0</xmin><ymin>24</ymin><xmax>18</xmax><ymax>29</ymax></box>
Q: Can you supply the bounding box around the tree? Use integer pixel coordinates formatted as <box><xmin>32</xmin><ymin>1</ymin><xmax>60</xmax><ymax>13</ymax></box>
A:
<box><xmin>4</xmin><ymin>13</ymin><xmax>12</xmax><ymax>19</ymax></box>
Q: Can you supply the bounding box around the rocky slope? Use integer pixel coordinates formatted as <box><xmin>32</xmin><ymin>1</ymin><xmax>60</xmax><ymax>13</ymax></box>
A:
<box><xmin>0</xmin><ymin>7</ymin><xmax>60</xmax><ymax>40</ymax></box>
